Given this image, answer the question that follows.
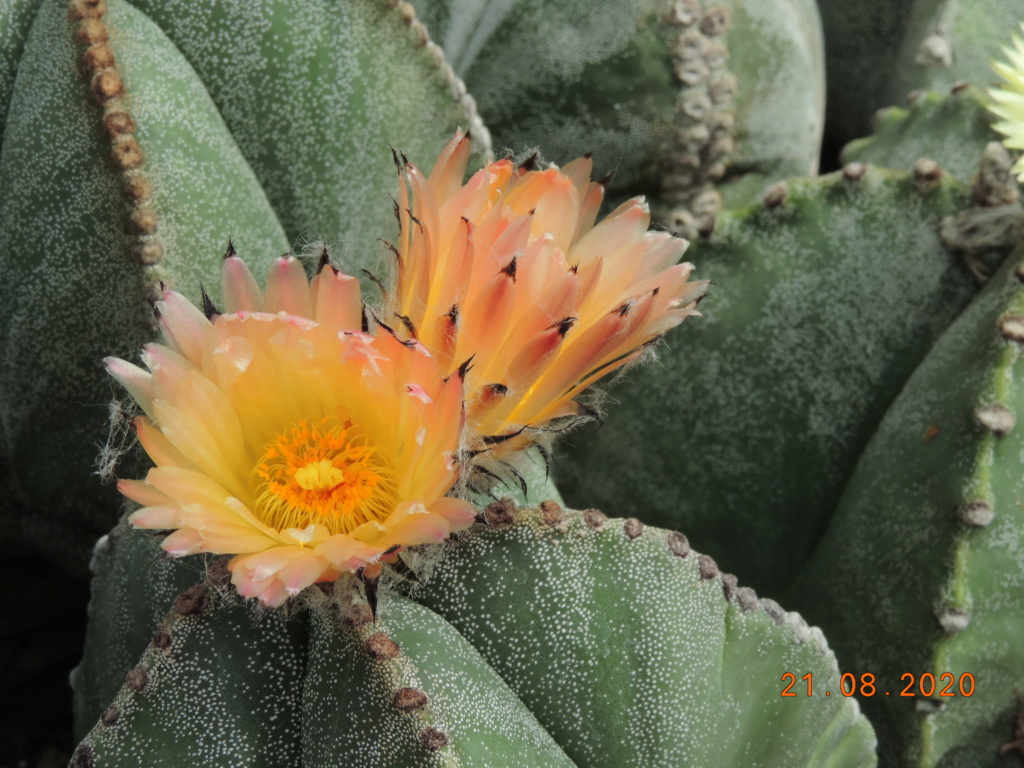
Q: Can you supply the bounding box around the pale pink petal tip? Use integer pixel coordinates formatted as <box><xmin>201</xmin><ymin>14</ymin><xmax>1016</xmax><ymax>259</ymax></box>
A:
<box><xmin>128</xmin><ymin>505</ymin><xmax>181</xmax><ymax>529</ymax></box>
<box><xmin>228</xmin><ymin>549</ymin><xmax>337</xmax><ymax>606</ymax></box>
<box><xmin>157</xmin><ymin>291</ymin><xmax>212</xmax><ymax>366</ymax></box>
<box><xmin>104</xmin><ymin>358</ymin><xmax>156</xmax><ymax>419</ymax></box>
<box><xmin>161</xmin><ymin>528</ymin><xmax>203</xmax><ymax>557</ymax></box>
<box><xmin>221</xmin><ymin>254</ymin><xmax>264</xmax><ymax>313</ymax></box>
<box><xmin>434</xmin><ymin>497</ymin><xmax>477</xmax><ymax>530</ymax></box>
<box><xmin>265</xmin><ymin>256</ymin><xmax>314</xmax><ymax>318</ymax></box>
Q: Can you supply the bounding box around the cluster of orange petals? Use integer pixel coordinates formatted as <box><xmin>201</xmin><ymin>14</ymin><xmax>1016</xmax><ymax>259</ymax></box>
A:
<box><xmin>386</xmin><ymin>131</ymin><xmax>707</xmax><ymax>453</ymax></box>
<box><xmin>107</xmin><ymin>253</ymin><xmax>474</xmax><ymax>606</ymax></box>
<box><xmin>108</xmin><ymin>132</ymin><xmax>705</xmax><ymax>606</ymax></box>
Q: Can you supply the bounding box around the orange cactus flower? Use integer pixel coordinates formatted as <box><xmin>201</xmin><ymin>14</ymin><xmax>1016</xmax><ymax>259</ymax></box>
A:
<box><xmin>384</xmin><ymin>131</ymin><xmax>707</xmax><ymax>456</ymax></box>
<box><xmin>107</xmin><ymin>250</ymin><xmax>475</xmax><ymax>606</ymax></box>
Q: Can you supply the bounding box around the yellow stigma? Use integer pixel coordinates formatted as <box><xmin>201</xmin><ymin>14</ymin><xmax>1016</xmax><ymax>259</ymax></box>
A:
<box><xmin>294</xmin><ymin>460</ymin><xmax>345</xmax><ymax>491</ymax></box>
<box><xmin>253</xmin><ymin>416</ymin><xmax>397</xmax><ymax>535</ymax></box>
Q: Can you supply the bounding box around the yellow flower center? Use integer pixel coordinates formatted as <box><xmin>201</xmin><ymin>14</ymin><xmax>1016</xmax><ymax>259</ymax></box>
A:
<box><xmin>253</xmin><ymin>416</ymin><xmax>396</xmax><ymax>535</ymax></box>
<box><xmin>293</xmin><ymin>459</ymin><xmax>346</xmax><ymax>491</ymax></box>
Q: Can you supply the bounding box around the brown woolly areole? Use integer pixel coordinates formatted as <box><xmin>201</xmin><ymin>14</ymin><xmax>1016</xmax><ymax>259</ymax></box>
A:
<box><xmin>67</xmin><ymin>0</ymin><xmax>164</xmax><ymax>303</ymax></box>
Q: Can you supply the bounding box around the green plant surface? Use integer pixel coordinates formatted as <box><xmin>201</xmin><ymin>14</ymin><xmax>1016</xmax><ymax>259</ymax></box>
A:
<box><xmin>0</xmin><ymin>0</ymin><xmax>41</xmax><ymax>140</ymax></box>
<box><xmin>415</xmin><ymin>508</ymin><xmax>877</xmax><ymax>768</ymax></box>
<box><xmin>72</xmin><ymin>520</ymin><xmax>207</xmax><ymax>738</ymax></box>
<box><xmin>557</xmin><ymin>165</ymin><xmax>986</xmax><ymax>595</ymax></box>
<box><xmin>77</xmin><ymin>587</ymin><xmax>309</xmax><ymax>766</ymax></box>
<box><xmin>791</xmin><ymin>248</ymin><xmax>1024</xmax><ymax>768</ymax></box>
<box><xmin>0</xmin><ymin>0</ymin><xmax>287</xmax><ymax>572</ymax></box>
<box><xmin>842</xmin><ymin>87</ymin><xmax>1001</xmax><ymax>183</ymax></box>
<box><xmin>412</xmin><ymin>0</ymin><xmax>823</xmax><ymax>210</ymax></box>
<box><xmin>302</xmin><ymin>593</ymin><xmax>577</xmax><ymax>767</ymax></box>
<box><xmin>126</xmin><ymin>0</ymin><xmax>489</xmax><ymax>261</ymax></box>
<box><xmin>73</xmin><ymin>507</ymin><xmax>877</xmax><ymax>767</ymax></box>
<box><xmin>713</xmin><ymin>0</ymin><xmax>825</xmax><ymax>201</ymax></box>
<box><xmin>888</xmin><ymin>0</ymin><xmax>1023</xmax><ymax>105</ymax></box>
<box><xmin>816</xmin><ymin>0</ymin><xmax>916</xmax><ymax>149</ymax></box>
<box><xmin>0</xmin><ymin>0</ymin><xmax>479</xmax><ymax>574</ymax></box>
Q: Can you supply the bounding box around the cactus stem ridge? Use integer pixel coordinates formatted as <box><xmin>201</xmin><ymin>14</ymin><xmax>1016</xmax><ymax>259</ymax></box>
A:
<box><xmin>206</xmin><ymin>557</ymin><xmax>231</xmax><ymax>590</ymax></box>
<box><xmin>343</xmin><ymin>601</ymin><xmax>375</xmax><ymax>630</ymax></box>
<box><xmin>912</xmin><ymin>157</ymin><xmax>943</xmax><ymax>187</ymax></box>
<box><xmin>974</xmin><ymin>403</ymin><xmax>1016</xmax><ymax>435</ymax></box>
<box><xmin>99</xmin><ymin>703</ymin><xmax>120</xmax><ymax>727</ymax></box>
<box><xmin>623</xmin><ymin>517</ymin><xmax>644</xmax><ymax>539</ymax></box>
<box><xmin>365</xmin><ymin>631</ymin><xmax>401</xmax><ymax>662</ymax></box>
<box><xmin>720</xmin><ymin>572</ymin><xmax>737</xmax><ymax>600</ymax></box>
<box><xmin>393</xmin><ymin>687</ymin><xmax>429</xmax><ymax>712</ymax></box>
<box><xmin>582</xmin><ymin>508</ymin><xmax>607</xmax><ymax>531</ymax></box>
<box><xmin>697</xmin><ymin>553</ymin><xmax>719</xmax><ymax>580</ymax></box>
<box><xmin>69</xmin><ymin>743</ymin><xmax>95</xmax><ymax>768</ymax></box>
<box><xmin>151</xmin><ymin>630</ymin><xmax>172</xmax><ymax>650</ymax></box>
<box><xmin>172</xmin><ymin>585</ymin><xmax>209</xmax><ymax>617</ymax></box>
<box><xmin>68</xmin><ymin>0</ymin><xmax>165</xmax><ymax>295</ymax></box>
<box><xmin>666</xmin><ymin>530</ymin><xmax>690</xmax><ymax>558</ymax></box>
<box><xmin>735</xmin><ymin>586</ymin><xmax>758</xmax><ymax>611</ymax></box>
<box><xmin>483</xmin><ymin>498</ymin><xmax>516</xmax><ymax>528</ymax></box>
<box><xmin>956</xmin><ymin>500</ymin><xmax>996</xmax><ymax>527</ymax></box>
<box><xmin>539</xmin><ymin>499</ymin><xmax>564</xmax><ymax>527</ymax></box>
<box><xmin>124</xmin><ymin>664</ymin><xmax>148</xmax><ymax>693</ymax></box>
<box><xmin>419</xmin><ymin>725</ymin><xmax>449</xmax><ymax>752</ymax></box>
<box><xmin>842</xmin><ymin>162</ymin><xmax>867</xmax><ymax>182</ymax></box>
<box><xmin>760</xmin><ymin>598</ymin><xmax>787</xmax><ymax>625</ymax></box>
<box><xmin>762</xmin><ymin>181</ymin><xmax>789</xmax><ymax>209</ymax></box>
<box><xmin>916</xmin><ymin>243</ymin><xmax>1024</xmax><ymax>759</ymax></box>
<box><xmin>999</xmin><ymin>314</ymin><xmax>1024</xmax><ymax>343</ymax></box>
<box><xmin>382</xmin><ymin>0</ymin><xmax>492</xmax><ymax>157</ymax></box>
<box><xmin>663</xmin><ymin>0</ymin><xmax>735</xmax><ymax>239</ymax></box>
<box><xmin>935</xmin><ymin>607</ymin><xmax>971</xmax><ymax>634</ymax></box>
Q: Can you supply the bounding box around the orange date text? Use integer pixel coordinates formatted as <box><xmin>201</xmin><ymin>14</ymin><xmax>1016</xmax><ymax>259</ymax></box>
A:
<box><xmin>780</xmin><ymin>672</ymin><xmax>975</xmax><ymax>698</ymax></box>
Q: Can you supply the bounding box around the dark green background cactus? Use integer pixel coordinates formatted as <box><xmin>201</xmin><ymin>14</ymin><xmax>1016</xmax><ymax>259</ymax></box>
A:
<box><xmin>0</xmin><ymin>0</ymin><xmax>1023</xmax><ymax>766</ymax></box>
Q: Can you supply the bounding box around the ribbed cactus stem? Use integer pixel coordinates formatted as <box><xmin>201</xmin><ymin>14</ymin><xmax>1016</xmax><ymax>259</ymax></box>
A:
<box><xmin>69</xmin><ymin>0</ymin><xmax>164</xmax><ymax>284</ymax></box>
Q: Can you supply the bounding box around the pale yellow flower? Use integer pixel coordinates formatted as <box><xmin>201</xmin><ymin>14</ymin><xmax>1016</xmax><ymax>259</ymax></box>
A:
<box><xmin>385</xmin><ymin>132</ymin><xmax>707</xmax><ymax>456</ymax></box>
<box><xmin>108</xmin><ymin>252</ymin><xmax>474</xmax><ymax>606</ymax></box>
<box><xmin>990</xmin><ymin>23</ymin><xmax>1024</xmax><ymax>181</ymax></box>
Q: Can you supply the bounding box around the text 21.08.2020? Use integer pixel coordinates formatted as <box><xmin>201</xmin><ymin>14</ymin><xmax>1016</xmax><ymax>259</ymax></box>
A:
<box><xmin>781</xmin><ymin>672</ymin><xmax>975</xmax><ymax>697</ymax></box>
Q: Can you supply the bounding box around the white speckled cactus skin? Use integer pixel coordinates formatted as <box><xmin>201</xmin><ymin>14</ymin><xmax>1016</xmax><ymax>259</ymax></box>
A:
<box><xmin>1</xmin><ymin>0</ymin><xmax>1024</xmax><ymax>766</ymax></box>
<box><xmin>72</xmin><ymin>509</ymin><xmax>876</xmax><ymax>767</ymax></box>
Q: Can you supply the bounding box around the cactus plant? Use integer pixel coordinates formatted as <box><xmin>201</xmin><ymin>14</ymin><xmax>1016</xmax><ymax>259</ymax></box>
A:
<box><xmin>790</xmin><ymin>246</ymin><xmax>1024</xmax><ymax>767</ymax></box>
<box><xmin>558</xmin><ymin>163</ymin><xmax>987</xmax><ymax>593</ymax></box>
<box><xmin>1</xmin><ymin>0</ymin><xmax>1024</xmax><ymax>766</ymax></box>
<box><xmin>72</xmin><ymin>510</ymin><xmax>876</xmax><ymax>767</ymax></box>
<box><xmin>840</xmin><ymin>85</ymin><xmax>1001</xmax><ymax>183</ymax></box>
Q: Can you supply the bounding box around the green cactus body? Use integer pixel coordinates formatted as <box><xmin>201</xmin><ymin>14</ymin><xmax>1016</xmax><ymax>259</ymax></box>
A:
<box><xmin>888</xmin><ymin>0</ymin><xmax>1022</xmax><ymax>104</ymax></box>
<box><xmin>0</xmin><ymin>0</ymin><xmax>480</xmax><ymax>572</ymax></box>
<box><xmin>3</xmin><ymin>0</ymin><xmax>1024</xmax><ymax>763</ymax></box>
<box><xmin>0</xmin><ymin>0</ymin><xmax>41</xmax><ymax>139</ymax></box>
<box><xmin>841</xmin><ymin>87</ymin><xmax>1001</xmax><ymax>184</ymax></box>
<box><xmin>557</xmin><ymin>165</ymin><xmax>989</xmax><ymax>595</ymax></box>
<box><xmin>73</xmin><ymin>508</ymin><xmax>877</xmax><ymax>767</ymax></box>
<box><xmin>412</xmin><ymin>0</ymin><xmax>824</xmax><ymax>228</ymax></box>
<box><xmin>814</xmin><ymin>0</ymin><xmax>917</xmax><ymax>148</ymax></box>
<box><xmin>791</xmin><ymin>247</ymin><xmax>1024</xmax><ymax>768</ymax></box>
